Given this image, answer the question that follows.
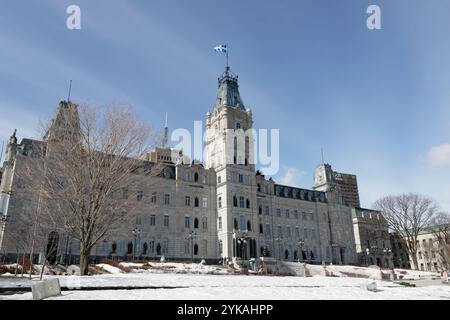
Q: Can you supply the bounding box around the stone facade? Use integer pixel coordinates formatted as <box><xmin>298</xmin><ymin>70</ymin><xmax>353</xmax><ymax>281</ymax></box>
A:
<box><xmin>352</xmin><ymin>207</ymin><xmax>393</xmax><ymax>268</ymax></box>
<box><xmin>0</xmin><ymin>67</ymin><xmax>358</xmax><ymax>265</ymax></box>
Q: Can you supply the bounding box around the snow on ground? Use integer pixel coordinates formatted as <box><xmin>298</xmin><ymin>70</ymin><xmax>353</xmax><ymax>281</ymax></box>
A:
<box><xmin>1</xmin><ymin>273</ymin><xmax>450</xmax><ymax>300</ymax></box>
<box><xmin>1</xmin><ymin>262</ymin><xmax>448</xmax><ymax>300</ymax></box>
<box><xmin>96</xmin><ymin>264</ymin><xmax>124</xmax><ymax>274</ymax></box>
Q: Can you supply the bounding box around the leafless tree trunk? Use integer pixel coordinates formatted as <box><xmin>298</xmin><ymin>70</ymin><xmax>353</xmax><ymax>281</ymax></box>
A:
<box><xmin>374</xmin><ymin>193</ymin><xmax>441</xmax><ymax>270</ymax></box>
<box><xmin>21</xmin><ymin>102</ymin><xmax>159</xmax><ymax>276</ymax></box>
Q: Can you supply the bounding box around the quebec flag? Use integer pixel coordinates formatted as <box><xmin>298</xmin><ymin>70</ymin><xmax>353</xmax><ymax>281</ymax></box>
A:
<box><xmin>214</xmin><ymin>44</ymin><xmax>227</xmax><ymax>53</ymax></box>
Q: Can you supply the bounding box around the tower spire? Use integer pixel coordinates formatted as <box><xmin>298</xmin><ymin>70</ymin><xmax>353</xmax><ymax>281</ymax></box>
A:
<box><xmin>162</xmin><ymin>112</ymin><xmax>169</xmax><ymax>148</ymax></box>
<box><xmin>68</xmin><ymin>80</ymin><xmax>73</xmax><ymax>102</ymax></box>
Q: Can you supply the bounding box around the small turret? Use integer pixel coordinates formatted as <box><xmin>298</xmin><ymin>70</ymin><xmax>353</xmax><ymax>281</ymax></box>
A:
<box><xmin>5</xmin><ymin>129</ymin><xmax>17</xmax><ymax>163</ymax></box>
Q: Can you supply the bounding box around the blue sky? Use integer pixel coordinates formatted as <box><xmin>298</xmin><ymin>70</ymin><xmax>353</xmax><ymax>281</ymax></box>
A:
<box><xmin>0</xmin><ymin>0</ymin><xmax>449</xmax><ymax>211</ymax></box>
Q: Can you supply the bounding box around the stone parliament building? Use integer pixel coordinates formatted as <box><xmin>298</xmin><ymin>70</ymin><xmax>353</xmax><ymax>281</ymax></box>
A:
<box><xmin>0</xmin><ymin>67</ymin><xmax>368</xmax><ymax>266</ymax></box>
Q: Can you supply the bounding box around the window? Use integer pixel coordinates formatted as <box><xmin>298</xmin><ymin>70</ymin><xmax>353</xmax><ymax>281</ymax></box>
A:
<box><xmin>287</xmin><ymin>226</ymin><xmax>292</xmax><ymax>239</ymax></box>
<box><xmin>195</xmin><ymin>197</ymin><xmax>199</xmax><ymax>207</ymax></box>
<box><xmin>202</xmin><ymin>217</ymin><xmax>208</xmax><ymax>230</ymax></box>
<box><xmin>137</xmin><ymin>191</ymin><xmax>143</xmax><ymax>201</ymax></box>
<box><xmin>218</xmin><ymin>217</ymin><xmax>223</xmax><ymax>229</ymax></box>
<box><xmin>218</xmin><ymin>176</ymin><xmax>222</xmax><ymax>184</ymax></box>
<box><xmin>296</xmin><ymin>227</ymin><xmax>301</xmax><ymax>238</ymax></box>
<box><xmin>194</xmin><ymin>244</ymin><xmax>199</xmax><ymax>255</ymax></box>
<box><xmin>277</xmin><ymin>225</ymin><xmax>283</xmax><ymax>236</ymax></box>
<box><xmin>285</xmin><ymin>210</ymin><xmax>290</xmax><ymax>219</ymax></box>
<box><xmin>194</xmin><ymin>218</ymin><xmax>199</xmax><ymax>229</ymax></box>
<box><xmin>151</xmin><ymin>192</ymin><xmax>157</xmax><ymax>203</ymax></box>
<box><xmin>202</xmin><ymin>197</ymin><xmax>208</xmax><ymax>208</ymax></box>
<box><xmin>277</xmin><ymin>209</ymin><xmax>281</xmax><ymax>217</ymax></box>
<box><xmin>304</xmin><ymin>228</ymin><xmax>308</xmax><ymax>239</ymax></box>
<box><xmin>312</xmin><ymin>228</ymin><xmax>317</xmax><ymax>239</ymax></box>
<box><xmin>164</xmin><ymin>194</ymin><xmax>170</xmax><ymax>205</ymax></box>
<box><xmin>238</xmin><ymin>174</ymin><xmax>244</xmax><ymax>183</ymax></box>
<box><xmin>302</xmin><ymin>212</ymin><xmax>307</xmax><ymax>220</ymax></box>
<box><xmin>236</xmin><ymin>122</ymin><xmax>241</xmax><ymax>129</ymax></box>
<box><xmin>135</xmin><ymin>216</ymin><xmax>142</xmax><ymax>225</ymax></box>
<box><xmin>194</xmin><ymin>172</ymin><xmax>199</xmax><ymax>182</ymax></box>
<box><xmin>259</xmin><ymin>224</ymin><xmax>264</xmax><ymax>234</ymax></box>
<box><xmin>239</xmin><ymin>196</ymin><xmax>245</xmax><ymax>208</ymax></box>
<box><xmin>185</xmin><ymin>216</ymin><xmax>191</xmax><ymax>229</ymax></box>
<box><xmin>149</xmin><ymin>215</ymin><xmax>156</xmax><ymax>226</ymax></box>
<box><xmin>246</xmin><ymin>198</ymin><xmax>250</xmax><ymax>209</ymax></box>
<box><xmin>149</xmin><ymin>239</ymin><xmax>155</xmax><ymax>253</ymax></box>
<box><xmin>234</xmin><ymin>218</ymin><xmax>238</xmax><ymax>230</ymax></box>
<box><xmin>258</xmin><ymin>206</ymin><xmax>262</xmax><ymax>215</ymax></box>
<box><xmin>266</xmin><ymin>224</ymin><xmax>271</xmax><ymax>235</ymax></box>
<box><xmin>164</xmin><ymin>215</ymin><xmax>170</xmax><ymax>227</ymax></box>
<box><xmin>294</xmin><ymin>211</ymin><xmax>299</xmax><ymax>219</ymax></box>
<box><xmin>122</xmin><ymin>188</ymin><xmax>128</xmax><ymax>199</ymax></box>
<box><xmin>233</xmin><ymin>196</ymin><xmax>238</xmax><ymax>207</ymax></box>
<box><xmin>185</xmin><ymin>196</ymin><xmax>191</xmax><ymax>206</ymax></box>
<box><xmin>265</xmin><ymin>206</ymin><xmax>270</xmax><ymax>215</ymax></box>
<box><xmin>257</xmin><ymin>184</ymin><xmax>261</xmax><ymax>192</ymax></box>
<box><xmin>247</xmin><ymin>220</ymin><xmax>252</xmax><ymax>231</ymax></box>
<box><xmin>218</xmin><ymin>197</ymin><xmax>222</xmax><ymax>208</ymax></box>
<box><xmin>184</xmin><ymin>172</ymin><xmax>190</xmax><ymax>181</ymax></box>
<box><xmin>240</xmin><ymin>215</ymin><xmax>246</xmax><ymax>230</ymax></box>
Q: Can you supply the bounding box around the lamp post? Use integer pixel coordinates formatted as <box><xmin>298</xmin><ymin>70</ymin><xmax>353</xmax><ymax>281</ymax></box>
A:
<box><xmin>132</xmin><ymin>227</ymin><xmax>141</xmax><ymax>261</ymax></box>
<box><xmin>297</xmin><ymin>240</ymin><xmax>305</xmax><ymax>263</ymax></box>
<box><xmin>236</xmin><ymin>232</ymin><xmax>249</xmax><ymax>261</ymax></box>
<box><xmin>365</xmin><ymin>247</ymin><xmax>370</xmax><ymax>265</ymax></box>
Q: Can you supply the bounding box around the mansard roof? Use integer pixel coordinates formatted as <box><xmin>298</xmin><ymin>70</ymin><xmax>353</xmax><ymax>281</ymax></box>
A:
<box><xmin>214</xmin><ymin>67</ymin><xmax>245</xmax><ymax>111</ymax></box>
<box><xmin>274</xmin><ymin>184</ymin><xmax>327</xmax><ymax>203</ymax></box>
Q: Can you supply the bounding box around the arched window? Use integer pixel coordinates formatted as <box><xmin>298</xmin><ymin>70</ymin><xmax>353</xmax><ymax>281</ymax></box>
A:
<box><xmin>257</xmin><ymin>184</ymin><xmax>261</xmax><ymax>192</ymax></box>
<box><xmin>246</xmin><ymin>198</ymin><xmax>250</xmax><ymax>209</ymax></box>
<box><xmin>194</xmin><ymin>218</ymin><xmax>199</xmax><ymax>229</ymax></box>
<box><xmin>194</xmin><ymin>244</ymin><xmax>199</xmax><ymax>256</ymax></box>
<box><xmin>259</xmin><ymin>224</ymin><xmax>263</xmax><ymax>234</ymax></box>
<box><xmin>294</xmin><ymin>250</ymin><xmax>298</xmax><ymax>260</ymax></box>
<box><xmin>195</xmin><ymin>197</ymin><xmax>199</xmax><ymax>207</ymax></box>
<box><xmin>127</xmin><ymin>242</ymin><xmax>133</xmax><ymax>255</ymax></box>
<box><xmin>111</xmin><ymin>242</ymin><xmax>117</xmax><ymax>254</ymax></box>
<box><xmin>258</xmin><ymin>206</ymin><xmax>262</xmax><ymax>215</ymax></box>
<box><xmin>247</xmin><ymin>220</ymin><xmax>252</xmax><ymax>231</ymax></box>
<box><xmin>156</xmin><ymin>243</ymin><xmax>162</xmax><ymax>256</ymax></box>
<box><xmin>194</xmin><ymin>172</ymin><xmax>199</xmax><ymax>182</ymax></box>
<box><xmin>234</xmin><ymin>218</ymin><xmax>238</xmax><ymax>230</ymax></box>
<box><xmin>285</xmin><ymin>249</ymin><xmax>289</xmax><ymax>260</ymax></box>
<box><xmin>233</xmin><ymin>137</ymin><xmax>237</xmax><ymax>164</ymax></box>
<box><xmin>233</xmin><ymin>196</ymin><xmax>238</xmax><ymax>207</ymax></box>
<box><xmin>142</xmin><ymin>242</ymin><xmax>148</xmax><ymax>255</ymax></box>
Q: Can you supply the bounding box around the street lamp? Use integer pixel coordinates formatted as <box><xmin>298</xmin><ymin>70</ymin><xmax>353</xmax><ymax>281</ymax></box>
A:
<box><xmin>132</xmin><ymin>227</ymin><xmax>141</xmax><ymax>261</ymax></box>
<box><xmin>236</xmin><ymin>232</ymin><xmax>249</xmax><ymax>260</ymax></box>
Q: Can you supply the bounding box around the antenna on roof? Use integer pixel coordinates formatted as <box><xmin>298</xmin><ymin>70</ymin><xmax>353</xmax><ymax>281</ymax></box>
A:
<box><xmin>67</xmin><ymin>80</ymin><xmax>73</xmax><ymax>102</ymax></box>
<box><xmin>321</xmin><ymin>148</ymin><xmax>325</xmax><ymax>164</ymax></box>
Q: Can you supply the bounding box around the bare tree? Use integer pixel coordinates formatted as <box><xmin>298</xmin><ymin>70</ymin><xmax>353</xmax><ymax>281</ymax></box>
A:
<box><xmin>21</xmin><ymin>102</ymin><xmax>160</xmax><ymax>275</ymax></box>
<box><xmin>429</xmin><ymin>213</ymin><xmax>450</xmax><ymax>272</ymax></box>
<box><xmin>374</xmin><ymin>193</ymin><xmax>440</xmax><ymax>270</ymax></box>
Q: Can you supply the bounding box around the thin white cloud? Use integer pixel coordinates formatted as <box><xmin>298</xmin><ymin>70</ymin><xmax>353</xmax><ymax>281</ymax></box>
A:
<box><xmin>278</xmin><ymin>167</ymin><xmax>306</xmax><ymax>187</ymax></box>
<box><xmin>427</xmin><ymin>144</ymin><xmax>450</xmax><ymax>168</ymax></box>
